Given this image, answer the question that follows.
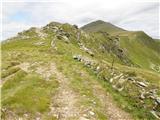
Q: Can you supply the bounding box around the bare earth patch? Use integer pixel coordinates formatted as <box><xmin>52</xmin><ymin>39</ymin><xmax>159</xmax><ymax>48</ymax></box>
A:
<box><xmin>49</xmin><ymin>63</ymin><xmax>80</xmax><ymax>120</ymax></box>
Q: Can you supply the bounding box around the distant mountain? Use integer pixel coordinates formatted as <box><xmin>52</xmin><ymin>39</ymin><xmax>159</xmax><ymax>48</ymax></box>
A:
<box><xmin>81</xmin><ymin>20</ymin><xmax>125</xmax><ymax>33</ymax></box>
<box><xmin>82</xmin><ymin>20</ymin><xmax>160</xmax><ymax>70</ymax></box>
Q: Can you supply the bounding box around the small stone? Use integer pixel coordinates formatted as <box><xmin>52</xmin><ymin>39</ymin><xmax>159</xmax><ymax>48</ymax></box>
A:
<box><xmin>83</xmin><ymin>114</ymin><xmax>88</xmax><ymax>117</ymax></box>
<box><xmin>140</xmin><ymin>93</ymin><xmax>145</xmax><ymax>99</ymax></box>
<box><xmin>80</xmin><ymin>117</ymin><xmax>89</xmax><ymax>120</ymax></box>
<box><xmin>110</xmin><ymin>78</ymin><xmax>113</xmax><ymax>83</ymax></box>
<box><xmin>118</xmin><ymin>87</ymin><xmax>124</xmax><ymax>92</ymax></box>
<box><xmin>127</xmin><ymin>77</ymin><xmax>134</xmax><ymax>81</ymax></box>
<box><xmin>73</xmin><ymin>55</ymin><xmax>82</xmax><ymax>61</ymax></box>
<box><xmin>89</xmin><ymin>111</ymin><xmax>95</xmax><ymax>116</ymax></box>
<box><xmin>118</xmin><ymin>79</ymin><xmax>126</xmax><ymax>84</ymax></box>
<box><xmin>137</xmin><ymin>81</ymin><xmax>148</xmax><ymax>87</ymax></box>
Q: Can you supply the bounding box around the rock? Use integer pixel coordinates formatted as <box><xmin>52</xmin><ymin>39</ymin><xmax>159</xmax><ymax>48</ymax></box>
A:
<box><xmin>80</xmin><ymin>45</ymin><xmax>94</xmax><ymax>56</ymax></box>
<box><xmin>80</xmin><ymin>117</ymin><xmax>89</xmax><ymax>120</ymax></box>
<box><xmin>149</xmin><ymin>89</ymin><xmax>157</xmax><ymax>94</ymax></box>
<box><xmin>150</xmin><ymin>110</ymin><xmax>160</xmax><ymax>119</ymax></box>
<box><xmin>140</xmin><ymin>92</ymin><xmax>145</xmax><ymax>99</ymax></box>
<box><xmin>83</xmin><ymin>114</ymin><xmax>88</xmax><ymax>117</ymax></box>
<box><xmin>118</xmin><ymin>87</ymin><xmax>124</xmax><ymax>92</ymax></box>
<box><xmin>127</xmin><ymin>77</ymin><xmax>134</xmax><ymax>81</ymax></box>
<box><xmin>89</xmin><ymin>111</ymin><xmax>95</xmax><ymax>116</ymax></box>
<box><xmin>52</xmin><ymin>26</ymin><xmax>59</xmax><ymax>32</ymax></box>
<box><xmin>110</xmin><ymin>78</ymin><xmax>113</xmax><ymax>83</ymax></box>
<box><xmin>113</xmin><ymin>73</ymin><xmax>123</xmax><ymax>80</ymax></box>
<box><xmin>35</xmin><ymin>28</ymin><xmax>47</xmax><ymax>39</ymax></box>
<box><xmin>84</xmin><ymin>61</ymin><xmax>92</xmax><ymax>67</ymax></box>
<box><xmin>64</xmin><ymin>32</ymin><xmax>70</xmax><ymax>38</ymax></box>
<box><xmin>62</xmin><ymin>36</ymin><xmax>70</xmax><ymax>43</ymax></box>
<box><xmin>155</xmin><ymin>97</ymin><xmax>160</xmax><ymax>105</ymax></box>
<box><xmin>137</xmin><ymin>81</ymin><xmax>148</xmax><ymax>87</ymax></box>
<box><xmin>88</xmin><ymin>50</ymin><xmax>94</xmax><ymax>57</ymax></box>
<box><xmin>51</xmin><ymin>39</ymin><xmax>57</xmax><ymax>49</ymax></box>
<box><xmin>73</xmin><ymin>55</ymin><xmax>82</xmax><ymax>61</ymax></box>
<box><xmin>36</xmin><ymin>117</ymin><xmax>41</xmax><ymax>120</ymax></box>
<box><xmin>57</xmin><ymin>35</ymin><xmax>69</xmax><ymax>42</ymax></box>
<box><xmin>96</xmin><ymin>66</ymin><xmax>100</xmax><ymax>72</ymax></box>
<box><xmin>118</xmin><ymin>79</ymin><xmax>126</xmax><ymax>84</ymax></box>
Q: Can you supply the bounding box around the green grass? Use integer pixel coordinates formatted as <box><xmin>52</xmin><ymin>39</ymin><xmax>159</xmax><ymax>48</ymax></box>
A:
<box><xmin>2</xmin><ymin>70</ymin><xmax>59</xmax><ymax>119</ymax></box>
<box><xmin>1</xmin><ymin>67</ymin><xmax>20</xmax><ymax>79</ymax></box>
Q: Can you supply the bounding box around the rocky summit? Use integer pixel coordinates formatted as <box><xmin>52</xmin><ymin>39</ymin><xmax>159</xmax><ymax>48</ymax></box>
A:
<box><xmin>1</xmin><ymin>20</ymin><xmax>160</xmax><ymax>120</ymax></box>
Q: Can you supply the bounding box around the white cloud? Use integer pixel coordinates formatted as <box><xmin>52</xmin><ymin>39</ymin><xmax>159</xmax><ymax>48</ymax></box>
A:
<box><xmin>1</xmin><ymin>0</ymin><xmax>160</xmax><ymax>40</ymax></box>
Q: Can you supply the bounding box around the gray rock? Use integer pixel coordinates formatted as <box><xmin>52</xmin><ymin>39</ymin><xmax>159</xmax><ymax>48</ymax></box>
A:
<box><xmin>110</xmin><ymin>78</ymin><xmax>113</xmax><ymax>83</ymax></box>
<box><xmin>127</xmin><ymin>77</ymin><xmax>134</xmax><ymax>81</ymax></box>
<box><xmin>89</xmin><ymin>111</ymin><xmax>95</xmax><ymax>116</ymax></box>
<box><xmin>73</xmin><ymin>55</ymin><xmax>82</xmax><ymax>61</ymax></box>
<box><xmin>156</xmin><ymin>97</ymin><xmax>160</xmax><ymax>105</ymax></box>
<box><xmin>137</xmin><ymin>81</ymin><xmax>148</xmax><ymax>87</ymax></box>
<box><xmin>150</xmin><ymin>110</ymin><xmax>160</xmax><ymax>119</ymax></box>
<box><xmin>80</xmin><ymin>45</ymin><xmax>94</xmax><ymax>56</ymax></box>
<box><xmin>118</xmin><ymin>79</ymin><xmax>126</xmax><ymax>84</ymax></box>
<box><xmin>118</xmin><ymin>87</ymin><xmax>124</xmax><ymax>92</ymax></box>
<box><xmin>80</xmin><ymin>117</ymin><xmax>89</xmax><ymax>120</ymax></box>
<box><xmin>140</xmin><ymin>92</ymin><xmax>145</xmax><ymax>99</ymax></box>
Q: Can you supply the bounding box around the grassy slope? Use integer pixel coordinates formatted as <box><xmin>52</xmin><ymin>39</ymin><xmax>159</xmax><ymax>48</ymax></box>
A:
<box><xmin>82</xmin><ymin>20</ymin><xmax>160</xmax><ymax>71</ymax></box>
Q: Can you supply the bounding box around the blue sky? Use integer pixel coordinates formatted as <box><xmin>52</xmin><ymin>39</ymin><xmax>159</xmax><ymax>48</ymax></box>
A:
<box><xmin>1</xmin><ymin>0</ymin><xmax>160</xmax><ymax>40</ymax></box>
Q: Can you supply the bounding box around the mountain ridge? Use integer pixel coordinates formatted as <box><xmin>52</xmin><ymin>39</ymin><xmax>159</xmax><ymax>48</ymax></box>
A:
<box><xmin>1</xmin><ymin>20</ymin><xmax>160</xmax><ymax>120</ymax></box>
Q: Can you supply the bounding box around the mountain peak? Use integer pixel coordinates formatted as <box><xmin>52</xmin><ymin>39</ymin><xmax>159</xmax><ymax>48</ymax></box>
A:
<box><xmin>81</xmin><ymin>20</ymin><xmax>124</xmax><ymax>33</ymax></box>
<box><xmin>92</xmin><ymin>20</ymin><xmax>106</xmax><ymax>24</ymax></box>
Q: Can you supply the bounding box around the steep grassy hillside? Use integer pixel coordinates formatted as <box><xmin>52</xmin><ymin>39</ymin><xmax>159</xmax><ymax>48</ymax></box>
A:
<box><xmin>1</xmin><ymin>21</ymin><xmax>160</xmax><ymax>120</ymax></box>
<box><xmin>82</xmin><ymin>20</ymin><xmax>160</xmax><ymax>71</ymax></box>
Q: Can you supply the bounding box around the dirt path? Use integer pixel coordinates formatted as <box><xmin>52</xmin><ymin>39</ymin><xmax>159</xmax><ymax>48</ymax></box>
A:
<box><xmin>49</xmin><ymin>63</ymin><xmax>80</xmax><ymax>120</ymax></box>
<box><xmin>92</xmin><ymin>82</ymin><xmax>133</xmax><ymax>120</ymax></box>
<box><xmin>48</xmin><ymin>63</ymin><xmax>133</xmax><ymax>120</ymax></box>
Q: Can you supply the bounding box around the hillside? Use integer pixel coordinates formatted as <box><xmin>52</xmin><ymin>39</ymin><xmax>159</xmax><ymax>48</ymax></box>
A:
<box><xmin>82</xmin><ymin>20</ymin><xmax>160</xmax><ymax>71</ymax></box>
<box><xmin>1</xmin><ymin>21</ymin><xmax>160</xmax><ymax>120</ymax></box>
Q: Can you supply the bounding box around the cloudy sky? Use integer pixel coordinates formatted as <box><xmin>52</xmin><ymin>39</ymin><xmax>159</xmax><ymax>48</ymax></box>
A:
<box><xmin>1</xmin><ymin>0</ymin><xmax>160</xmax><ymax>40</ymax></box>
